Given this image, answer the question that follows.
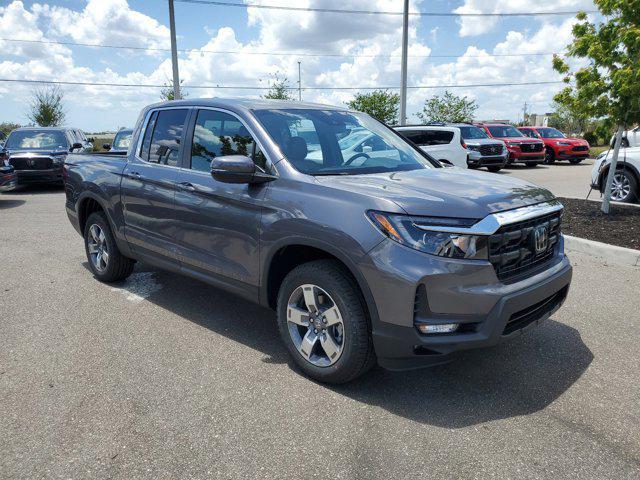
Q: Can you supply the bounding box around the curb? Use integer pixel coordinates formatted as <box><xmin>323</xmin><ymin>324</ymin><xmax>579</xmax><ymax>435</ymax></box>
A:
<box><xmin>564</xmin><ymin>235</ymin><xmax>640</xmax><ymax>267</ymax></box>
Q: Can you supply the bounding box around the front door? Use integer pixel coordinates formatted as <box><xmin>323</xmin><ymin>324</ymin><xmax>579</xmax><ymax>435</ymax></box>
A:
<box><xmin>121</xmin><ymin>108</ymin><xmax>189</xmax><ymax>263</ymax></box>
<box><xmin>173</xmin><ymin>108</ymin><xmax>269</xmax><ymax>289</ymax></box>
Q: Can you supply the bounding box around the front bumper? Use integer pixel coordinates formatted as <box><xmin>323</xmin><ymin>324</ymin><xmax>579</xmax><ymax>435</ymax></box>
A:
<box><xmin>557</xmin><ymin>149</ymin><xmax>589</xmax><ymax>160</ymax></box>
<box><xmin>467</xmin><ymin>152</ymin><xmax>507</xmax><ymax>167</ymax></box>
<box><xmin>359</xmin><ymin>237</ymin><xmax>572</xmax><ymax>370</ymax></box>
<box><xmin>507</xmin><ymin>149</ymin><xmax>544</xmax><ymax>163</ymax></box>
<box><xmin>15</xmin><ymin>166</ymin><xmax>63</xmax><ymax>184</ymax></box>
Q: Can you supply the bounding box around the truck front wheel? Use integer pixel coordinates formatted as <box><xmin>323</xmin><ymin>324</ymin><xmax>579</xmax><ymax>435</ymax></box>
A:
<box><xmin>276</xmin><ymin>260</ymin><xmax>375</xmax><ymax>383</ymax></box>
<box><xmin>84</xmin><ymin>212</ymin><xmax>135</xmax><ymax>282</ymax></box>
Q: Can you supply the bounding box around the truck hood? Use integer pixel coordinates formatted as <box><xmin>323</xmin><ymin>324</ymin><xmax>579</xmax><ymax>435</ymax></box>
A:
<box><xmin>314</xmin><ymin>167</ymin><xmax>555</xmax><ymax>219</ymax></box>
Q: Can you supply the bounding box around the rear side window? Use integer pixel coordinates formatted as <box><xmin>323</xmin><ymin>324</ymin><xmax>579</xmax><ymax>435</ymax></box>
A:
<box><xmin>142</xmin><ymin>109</ymin><xmax>188</xmax><ymax>166</ymax></box>
<box><xmin>400</xmin><ymin>130</ymin><xmax>454</xmax><ymax>146</ymax></box>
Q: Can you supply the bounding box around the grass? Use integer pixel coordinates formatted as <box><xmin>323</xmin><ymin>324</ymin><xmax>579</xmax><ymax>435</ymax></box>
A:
<box><xmin>590</xmin><ymin>145</ymin><xmax>610</xmax><ymax>157</ymax></box>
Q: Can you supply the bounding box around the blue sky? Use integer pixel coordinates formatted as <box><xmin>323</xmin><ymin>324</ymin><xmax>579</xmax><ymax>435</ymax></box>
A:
<box><xmin>0</xmin><ymin>0</ymin><xmax>595</xmax><ymax>131</ymax></box>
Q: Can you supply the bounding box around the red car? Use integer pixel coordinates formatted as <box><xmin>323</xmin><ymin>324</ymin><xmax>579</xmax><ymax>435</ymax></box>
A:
<box><xmin>476</xmin><ymin>123</ymin><xmax>545</xmax><ymax>167</ymax></box>
<box><xmin>518</xmin><ymin>126</ymin><xmax>590</xmax><ymax>164</ymax></box>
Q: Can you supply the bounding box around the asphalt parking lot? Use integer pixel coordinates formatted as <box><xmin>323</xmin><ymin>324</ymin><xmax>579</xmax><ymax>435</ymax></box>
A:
<box><xmin>498</xmin><ymin>159</ymin><xmax>597</xmax><ymax>200</ymax></box>
<box><xmin>1</xmin><ymin>180</ymin><xmax>639</xmax><ymax>479</ymax></box>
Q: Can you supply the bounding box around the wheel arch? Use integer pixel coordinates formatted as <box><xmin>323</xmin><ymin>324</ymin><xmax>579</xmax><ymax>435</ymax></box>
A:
<box><xmin>598</xmin><ymin>161</ymin><xmax>640</xmax><ymax>191</ymax></box>
<box><xmin>261</xmin><ymin>238</ymin><xmax>381</xmax><ymax>328</ymax></box>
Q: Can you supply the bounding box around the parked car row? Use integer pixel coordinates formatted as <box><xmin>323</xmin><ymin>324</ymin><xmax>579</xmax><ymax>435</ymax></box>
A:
<box><xmin>393</xmin><ymin>122</ymin><xmax>590</xmax><ymax>173</ymax></box>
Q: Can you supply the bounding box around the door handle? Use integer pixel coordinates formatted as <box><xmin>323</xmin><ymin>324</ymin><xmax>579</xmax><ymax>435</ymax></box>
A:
<box><xmin>125</xmin><ymin>171</ymin><xmax>142</xmax><ymax>180</ymax></box>
<box><xmin>178</xmin><ymin>181</ymin><xmax>196</xmax><ymax>192</ymax></box>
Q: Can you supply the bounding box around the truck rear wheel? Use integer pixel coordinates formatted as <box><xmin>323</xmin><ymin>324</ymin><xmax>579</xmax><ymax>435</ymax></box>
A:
<box><xmin>84</xmin><ymin>212</ymin><xmax>135</xmax><ymax>282</ymax></box>
<box><xmin>276</xmin><ymin>260</ymin><xmax>375</xmax><ymax>383</ymax></box>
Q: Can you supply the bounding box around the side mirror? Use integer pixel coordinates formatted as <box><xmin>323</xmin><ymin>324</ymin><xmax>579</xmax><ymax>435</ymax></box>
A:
<box><xmin>71</xmin><ymin>142</ymin><xmax>83</xmax><ymax>151</ymax></box>
<box><xmin>439</xmin><ymin>159</ymin><xmax>454</xmax><ymax>167</ymax></box>
<box><xmin>103</xmin><ymin>143</ymin><xmax>111</xmax><ymax>150</ymax></box>
<box><xmin>211</xmin><ymin>155</ymin><xmax>275</xmax><ymax>184</ymax></box>
<box><xmin>362</xmin><ymin>145</ymin><xmax>373</xmax><ymax>154</ymax></box>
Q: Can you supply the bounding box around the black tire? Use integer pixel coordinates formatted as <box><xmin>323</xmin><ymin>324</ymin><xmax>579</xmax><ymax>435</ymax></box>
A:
<box><xmin>487</xmin><ymin>166</ymin><xmax>502</xmax><ymax>173</ymax></box>
<box><xmin>276</xmin><ymin>260</ymin><xmax>375</xmax><ymax>384</ymax></box>
<box><xmin>527</xmin><ymin>162</ymin><xmax>539</xmax><ymax>168</ymax></box>
<box><xmin>544</xmin><ymin>147</ymin><xmax>555</xmax><ymax>164</ymax></box>
<box><xmin>569</xmin><ymin>158</ymin><xmax>583</xmax><ymax>165</ymax></box>
<box><xmin>84</xmin><ymin>211</ymin><xmax>135</xmax><ymax>282</ymax></box>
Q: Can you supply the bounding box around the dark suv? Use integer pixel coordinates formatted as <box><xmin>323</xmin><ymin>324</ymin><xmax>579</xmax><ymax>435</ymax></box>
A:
<box><xmin>64</xmin><ymin>99</ymin><xmax>573</xmax><ymax>383</ymax></box>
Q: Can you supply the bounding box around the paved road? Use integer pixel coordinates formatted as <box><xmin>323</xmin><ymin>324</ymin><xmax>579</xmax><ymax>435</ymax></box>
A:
<box><xmin>1</xmin><ymin>187</ymin><xmax>639</xmax><ymax>479</ymax></box>
<box><xmin>499</xmin><ymin>159</ymin><xmax>597</xmax><ymax>200</ymax></box>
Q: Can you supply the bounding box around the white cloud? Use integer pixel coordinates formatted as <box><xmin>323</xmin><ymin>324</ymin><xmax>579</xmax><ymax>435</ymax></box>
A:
<box><xmin>35</xmin><ymin>0</ymin><xmax>170</xmax><ymax>51</ymax></box>
<box><xmin>453</xmin><ymin>0</ymin><xmax>594</xmax><ymax>37</ymax></box>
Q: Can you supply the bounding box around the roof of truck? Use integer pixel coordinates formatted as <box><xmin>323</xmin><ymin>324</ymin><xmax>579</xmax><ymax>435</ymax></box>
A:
<box><xmin>147</xmin><ymin>98</ymin><xmax>348</xmax><ymax>112</ymax></box>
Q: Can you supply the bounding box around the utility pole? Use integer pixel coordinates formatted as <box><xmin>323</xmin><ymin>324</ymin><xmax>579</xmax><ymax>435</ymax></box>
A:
<box><xmin>168</xmin><ymin>0</ymin><xmax>181</xmax><ymax>100</ymax></box>
<box><xmin>298</xmin><ymin>61</ymin><xmax>302</xmax><ymax>101</ymax></box>
<box><xmin>399</xmin><ymin>0</ymin><xmax>409</xmax><ymax>125</ymax></box>
<box><xmin>522</xmin><ymin>101</ymin><xmax>528</xmax><ymax>125</ymax></box>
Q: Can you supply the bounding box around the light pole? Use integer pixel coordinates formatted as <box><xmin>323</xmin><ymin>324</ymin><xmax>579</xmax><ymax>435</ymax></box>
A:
<box><xmin>168</xmin><ymin>0</ymin><xmax>181</xmax><ymax>100</ymax></box>
<box><xmin>399</xmin><ymin>0</ymin><xmax>409</xmax><ymax>125</ymax></box>
<box><xmin>298</xmin><ymin>61</ymin><xmax>302</xmax><ymax>101</ymax></box>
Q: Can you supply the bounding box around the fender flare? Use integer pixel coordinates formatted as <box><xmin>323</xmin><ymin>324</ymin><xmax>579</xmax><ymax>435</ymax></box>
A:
<box><xmin>260</xmin><ymin>236</ymin><xmax>381</xmax><ymax>327</ymax></box>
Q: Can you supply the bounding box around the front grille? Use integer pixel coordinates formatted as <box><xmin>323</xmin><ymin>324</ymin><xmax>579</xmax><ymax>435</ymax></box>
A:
<box><xmin>520</xmin><ymin>143</ymin><xmax>544</xmax><ymax>153</ymax></box>
<box><xmin>503</xmin><ymin>286</ymin><xmax>568</xmax><ymax>335</ymax></box>
<box><xmin>9</xmin><ymin>156</ymin><xmax>52</xmax><ymax>170</ymax></box>
<box><xmin>572</xmin><ymin>145</ymin><xmax>589</xmax><ymax>152</ymax></box>
<box><xmin>479</xmin><ymin>144</ymin><xmax>503</xmax><ymax>156</ymax></box>
<box><xmin>489</xmin><ymin>210</ymin><xmax>562</xmax><ymax>283</ymax></box>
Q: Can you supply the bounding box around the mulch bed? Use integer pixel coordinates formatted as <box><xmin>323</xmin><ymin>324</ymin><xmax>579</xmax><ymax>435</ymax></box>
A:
<box><xmin>559</xmin><ymin>197</ymin><xmax>640</xmax><ymax>250</ymax></box>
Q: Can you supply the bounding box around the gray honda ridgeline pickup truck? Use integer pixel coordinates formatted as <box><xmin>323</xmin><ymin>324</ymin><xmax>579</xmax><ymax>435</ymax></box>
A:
<box><xmin>64</xmin><ymin>99</ymin><xmax>572</xmax><ymax>383</ymax></box>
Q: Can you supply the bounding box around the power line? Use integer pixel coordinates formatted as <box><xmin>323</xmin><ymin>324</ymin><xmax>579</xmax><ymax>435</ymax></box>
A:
<box><xmin>0</xmin><ymin>38</ymin><xmax>563</xmax><ymax>59</ymax></box>
<box><xmin>175</xmin><ymin>0</ymin><xmax>596</xmax><ymax>17</ymax></box>
<box><xmin>0</xmin><ymin>77</ymin><xmax>565</xmax><ymax>90</ymax></box>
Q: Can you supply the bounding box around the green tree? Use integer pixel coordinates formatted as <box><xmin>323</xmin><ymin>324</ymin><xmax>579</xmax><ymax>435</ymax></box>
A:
<box><xmin>27</xmin><ymin>85</ymin><xmax>65</xmax><ymax>127</ymax></box>
<box><xmin>417</xmin><ymin>90</ymin><xmax>478</xmax><ymax>124</ymax></box>
<box><xmin>553</xmin><ymin>1</ymin><xmax>640</xmax><ymax>212</ymax></box>
<box><xmin>262</xmin><ymin>73</ymin><xmax>294</xmax><ymax>100</ymax></box>
<box><xmin>0</xmin><ymin>121</ymin><xmax>21</xmax><ymax>138</ymax></box>
<box><xmin>547</xmin><ymin>100</ymin><xmax>589</xmax><ymax>134</ymax></box>
<box><xmin>346</xmin><ymin>90</ymin><xmax>400</xmax><ymax>124</ymax></box>
<box><xmin>160</xmin><ymin>80</ymin><xmax>188</xmax><ymax>101</ymax></box>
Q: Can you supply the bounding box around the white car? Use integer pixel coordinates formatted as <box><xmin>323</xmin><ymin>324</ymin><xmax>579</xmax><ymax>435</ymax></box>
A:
<box><xmin>591</xmin><ymin>147</ymin><xmax>640</xmax><ymax>203</ymax></box>
<box><xmin>395</xmin><ymin>125</ymin><xmax>468</xmax><ymax>168</ymax></box>
<box><xmin>611</xmin><ymin>127</ymin><xmax>640</xmax><ymax>148</ymax></box>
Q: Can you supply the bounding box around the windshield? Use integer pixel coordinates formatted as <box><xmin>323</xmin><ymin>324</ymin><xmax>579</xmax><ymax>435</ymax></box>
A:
<box><xmin>458</xmin><ymin>126</ymin><xmax>489</xmax><ymax>140</ymax></box>
<box><xmin>487</xmin><ymin>125</ymin><xmax>523</xmax><ymax>138</ymax></box>
<box><xmin>536</xmin><ymin>128</ymin><xmax>566</xmax><ymax>139</ymax></box>
<box><xmin>113</xmin><ymin>130</ymin><xmax>133</xmax><ymax>149</ymax></box>
<box><xmin>6</xmin><ymin>130</ymin><xmax>68</xmax><ymax>150</ymax></box>
<box><xmin>254</xmin><ymin>109</ymin><xmax>437</xmax><ymax>175</ymax></box>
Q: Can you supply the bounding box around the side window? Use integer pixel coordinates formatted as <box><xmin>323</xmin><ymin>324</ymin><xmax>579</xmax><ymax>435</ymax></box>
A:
<box><xmin>191</xmin><ymin>109</ymin><xmax>265</xmax><ymax>173</ymax></box>
<box><xmin>148</xmin><ymin>109</ymin><xmax>188</xmax><ymax>166</ymax></box>
<box><xmin>433</xmin><ymin>130</ymin><xmax>454</xmax><ymax>145</ymax></box>
<box><xmin>140</xmin><ymin>111</ymin><xmax>158</xmax><ymax>160</ymax></box>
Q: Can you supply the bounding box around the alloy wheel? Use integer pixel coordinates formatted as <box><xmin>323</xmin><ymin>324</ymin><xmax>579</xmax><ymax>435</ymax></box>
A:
<box><xmin>87</xmin><ymin>224</ymin><xmax>109</xmax><ymax>272</ymax></box>
<box><xmin>611</xmin><ymin>172</ymin><xmax>631</xmax><ymax>201</ymax></box>
<box><xmin>286</xmin><ymin>284</ymin><xmax>345</xmax><ymax>367</ymax></box>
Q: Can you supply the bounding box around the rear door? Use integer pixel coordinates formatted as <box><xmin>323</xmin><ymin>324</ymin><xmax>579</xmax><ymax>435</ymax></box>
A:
<box><xmin>172</xmin><ymin>108</ymin><xmax>269</xmax><ymax>290</ymax></box>
<box><xmin>121</xmin><ymin>107</ymin><xmax>190</xmax><ymax>264</ymax></box>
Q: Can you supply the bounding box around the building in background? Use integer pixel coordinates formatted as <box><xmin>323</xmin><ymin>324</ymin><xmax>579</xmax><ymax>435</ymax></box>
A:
<box><xmin>526</xmin><ymin>113</ymin><xmax>552</xmax><ymax>127</ymax></box>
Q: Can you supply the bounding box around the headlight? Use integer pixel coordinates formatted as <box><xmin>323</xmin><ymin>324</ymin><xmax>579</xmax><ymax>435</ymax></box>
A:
<box><xmin>557</xmin><ymin>141</ymin><xmax>572</xmax><ymax>146</ymax></box>
<box><xmin>367</xmin><ymin>211</ymin><xmax>488</xmax><ymax>259</ymax></box>
<box><xmin>51</xmin><ymin>155</ymin><xmax>67</xmax><ymax>165</ymax></box>
<box><xmin>467</xmin><ymin>144</ymin><xmax>481</xmax><ymax>152</ymax></box>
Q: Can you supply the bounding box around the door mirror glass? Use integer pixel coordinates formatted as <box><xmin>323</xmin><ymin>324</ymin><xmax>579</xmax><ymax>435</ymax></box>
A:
<box><xmin>362</xmin><ymin>145</ymin><xmax>373</xmax><ymax>153</ymax></box>
<box><xmin>211</xmin><ymin>155</ymin><xmax>256</xmax><ymax>183</ymax></box>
